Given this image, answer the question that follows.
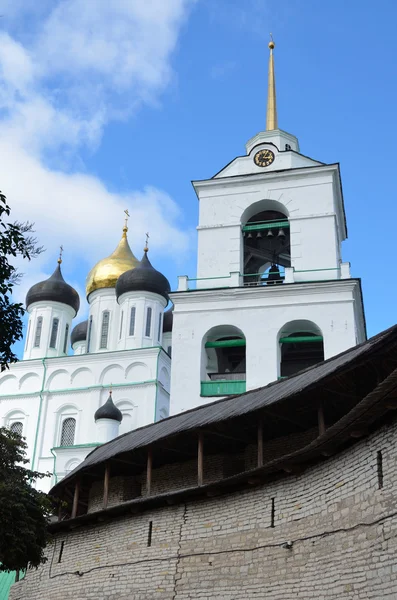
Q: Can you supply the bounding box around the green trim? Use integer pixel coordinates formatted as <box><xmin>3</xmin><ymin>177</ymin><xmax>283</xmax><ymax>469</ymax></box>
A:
<box><xmin>31</xmin><ymin>358</ymin><xmax>47</xmax><ymax>472</ymax></box>
<box><xmin>0</xmin><ymin>379</ymin><xmax>157</xmax><ymax>400</ymax></box>
<box><xmin>279</xmin><ymin>336</ymin><xmax>323</xmax><ymax>343</ymax></box>
<box><xmin>294</xmin><ymin>268</ymin><xmax>340</xmax><ymax>273</ymax></box>
<box><xmin>243</xmin><ymin>272</ymin><xmax>285</xmax><ymax>278</ymax></box>
<box><xmin>50</xmin><ymin>447</ymin><xmax>58</xmax><ymax>485</ymax></box>
<box><xmin>243</xmin><ymin>220</ymin><xmax>289</xmax><ymax>232</ymax></box>
<box><xmin>52</xmin><ymin>443</ymin><xmax>101</xmax><ymax>450</ymax></box>
<box><xmin>187</xmin><ymin>275</ymin><xmax>232</xmax><ymax>282</ymax></box>
<box><xmin>200</xmin><ymin>380</ymin><xmax>246</xmax><ymax>397</ymax></box>
<box><xmin>205</xmin><ymin>339</ymin><xmax>246</xmax><ymax>348</ymax></box>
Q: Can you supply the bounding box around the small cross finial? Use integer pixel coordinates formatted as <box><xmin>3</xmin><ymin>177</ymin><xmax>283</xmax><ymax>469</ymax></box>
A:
<box><xmin>123</xmin><ymin>209</ymin><xmax>130</xmax><ymax>230</ymax></box>
<box><xmin>58</xmin><ymin>245</ymin><xmax>64</xmax><ymax>264</ymax></box>
<box><xmin>144</xmin><ymin>232</ymin><xmax>150</xmax><ymax>252</ymax></box>
<box><xmin>269</xmin><ymin>33</ymin><xmax>275</xmax><ymax>50</ymax></box>
<box><xmin>109</xmin><ymin>384</ymin><xmax>112</xmax><ymax>396</ymax></box>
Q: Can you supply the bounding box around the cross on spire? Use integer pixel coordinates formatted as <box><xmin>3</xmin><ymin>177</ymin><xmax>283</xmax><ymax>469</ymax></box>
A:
<box><xmin>144</xmin><ymin>232</ymin><xmax>150</xmax><ymax>253</ymax></box>
<box><xmin>124</xmin><ymin>209</ymin><xmax>130</xmax><ymax>230</ymax></box>
<box><xmin>58</xmin><ymin>245</ymin><xmax>64</xmax><ymax>265</ymax></box>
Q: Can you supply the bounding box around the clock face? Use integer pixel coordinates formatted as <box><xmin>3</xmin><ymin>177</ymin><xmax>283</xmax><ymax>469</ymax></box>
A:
<box><xmin>254</xmin><ymin>149</ymin><xmax>275</xmax><ymax>167</ymax></box>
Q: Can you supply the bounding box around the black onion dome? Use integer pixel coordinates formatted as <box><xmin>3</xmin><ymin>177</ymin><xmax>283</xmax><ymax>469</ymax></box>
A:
<box><xmin>163</xmin><ymin>305</ymin><xmax>173</xmax><ymax>332</ymax></box>
<box><xmin>116</xmin><ymin>250</ymin><xmax>171</xmax><ymax>302</ymax></box>
<box><xmin>26</xmin><ymin>262</ymin><xmax>80</xmax><ymax>315</ymax></box>
<box><xmin>94</xmin><ymin>393</ymin><xmax>123</xmax><ymax>422</ymax></box>
<box><xmin>71</xmin><ymin>320</ymin><xmax>88</xmax><ymax>346</ymax></box>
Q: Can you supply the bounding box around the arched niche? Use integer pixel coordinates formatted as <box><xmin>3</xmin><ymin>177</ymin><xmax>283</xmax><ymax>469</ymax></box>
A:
<box><xmin>19</xmin><ymin>372</ymin><xmax>41</xmax><ymax>392</ymax></box>
<box><xmin>125</xmin><ymin>362</ymin><xmax>150</xmax><ymax>382</ymax></box>
<box><xmin>47</xmin><ymin>369</ymin><xmax>70</xmax><ymax>391</ymax></box>
<box><xmin>159</xmin><ymin>366</ymin><xmax>170</xmax><ymax>389</ymax></box>
<box><xmin>116</xmin><ymin>400</ymin><xmax>136</xmax><ymax>436</ymax></box>
<box><xmin>71</xmin><ymin>367</ymin><xmax>95</xmax><ymax>388</ymax></box>
<box><xmin>100</xmin><ymin>364</ymin><xmax>124</xmax><ymax>386</ymax></box>
<box><xmin>0</xmin><ymin>374</ymin><xmax>18</xmax><ymax>394</ymax></box>
<box><xmin>241</xmin><ymin>199</ymin><xmax>290</xmax><ymax>286</ymax></box>
<box><xmin>278</xmin><ymin>320</ymin><xmax>324</xmax><ymax>378</ymax></box>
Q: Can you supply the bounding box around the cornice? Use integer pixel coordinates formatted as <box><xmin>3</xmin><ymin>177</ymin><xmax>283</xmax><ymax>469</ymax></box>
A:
<box><xmin>170</xmin><ymin>279</ymin><xmax>361</xmax><ymax>306</ymax></box>
<box><xmin>192</xmin><ymin>163</ymin><xmax>340</xmax><ymax>195</ymax></box>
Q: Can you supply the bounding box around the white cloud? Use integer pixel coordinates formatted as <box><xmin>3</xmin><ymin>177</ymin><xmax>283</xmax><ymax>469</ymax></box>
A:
<box><xmin>0</xmin><ymin>0</ymin><xmax>196</xmax><ymax>313</ymax></box>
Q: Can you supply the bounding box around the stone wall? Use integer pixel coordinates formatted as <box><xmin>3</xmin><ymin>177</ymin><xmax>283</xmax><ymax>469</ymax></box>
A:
<box><xmin>10</xmin><ymin>419</ymin><xmax>397</xmax><ymax>599</ymax></box>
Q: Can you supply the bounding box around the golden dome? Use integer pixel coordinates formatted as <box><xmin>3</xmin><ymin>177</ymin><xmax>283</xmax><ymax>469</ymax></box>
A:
<box><xmin>86</xmin><ymin>227</ymin><xmax>139</xmax><ymax>297</ymax></box>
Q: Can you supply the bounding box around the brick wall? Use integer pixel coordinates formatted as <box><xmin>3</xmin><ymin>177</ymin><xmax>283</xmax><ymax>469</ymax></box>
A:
<box><xmin>10</xmin><ymin>419</ymin><xmax>397</xmax><ymax>599</ymax></box>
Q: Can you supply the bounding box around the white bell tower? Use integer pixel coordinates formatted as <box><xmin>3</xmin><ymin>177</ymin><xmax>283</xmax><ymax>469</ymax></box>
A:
<box><xmin>170</xmin><ymin>38</ymin><xmax>366</xmax><ymax>415</ymax></box>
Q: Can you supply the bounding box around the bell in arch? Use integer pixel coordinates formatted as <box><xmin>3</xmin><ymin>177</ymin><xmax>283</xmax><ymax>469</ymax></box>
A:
<box><xmin>266</xmin><ymin>264</ymin><xmax>281</xmax><ymax>285</ymax></box>
<box><xmin>277</xmin><ymin>228</ymin><xmax>286</xmax><ymax>238</ymax></box>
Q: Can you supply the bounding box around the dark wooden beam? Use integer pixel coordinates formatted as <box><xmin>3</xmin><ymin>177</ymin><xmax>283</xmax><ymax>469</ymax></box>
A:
<box><xmin>257</xmin><ymin>418</ymin><xmax>263</xmax><ymax>468</ymax></box>
<box><xmin>146</xmin><ymin>447</ymin><xmax>153</xmax><ymax>496</ymax></box>
<box><xmin>318</xmin><ymin>400</ymin><xmax>326</xmax><ymax>436</ymax></box>
<box><xmin>198</xmin><ymin>432</ymin><xmax>204</xmax><ymax>486</ymax></box>
<box><xmin>103</xmin><ymin>463</ymin><xmax>110</xmax><ymax>510</ymax></box>
<box><xmin>203</xmin><ymin>428</ymin><xmax>249</xmax><ymax>445</ymax></box>
<box><xmin>71</xmin><ymin>479</ymin><xmax>80</xmax><ymax>519</ymax></box>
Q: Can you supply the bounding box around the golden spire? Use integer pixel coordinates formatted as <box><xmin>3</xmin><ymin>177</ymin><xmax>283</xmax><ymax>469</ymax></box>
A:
<box><xmin>123</xmin><ymin>209</ymin><xmax>130</xmax><ymax>237</ymax></box>
<box><xmin>266</xmin><ymin>34</ymin><xmax>278</xmax><ymax>131</ymax></box>
<box><xmin>57</xmin><ymin>245</ymin><xmax>64</xmax><ymax>265</ymax></box>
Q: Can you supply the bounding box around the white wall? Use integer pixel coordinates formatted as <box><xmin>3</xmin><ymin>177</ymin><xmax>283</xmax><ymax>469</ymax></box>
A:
<box><xmin>194</xmin><ymin>164</ymin><xmax>345</xmax><ymax>285</ymax></box>
<box><xmin>169</xmin><ymin>280</ymin><xmax>365</xmax><ymax>415</ymax></box>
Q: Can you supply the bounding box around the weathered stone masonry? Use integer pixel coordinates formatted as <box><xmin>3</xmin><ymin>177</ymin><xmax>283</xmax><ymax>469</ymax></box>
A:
<box><xmin>10</xmin><ymin>418</ymin><xmax>397</xmax><ymax>600</ymax></box>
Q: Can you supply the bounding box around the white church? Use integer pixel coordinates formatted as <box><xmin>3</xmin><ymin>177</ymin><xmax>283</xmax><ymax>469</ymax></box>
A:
<box><xmin>0</xmin><ymin>41</ymin><xmax>366</xmax><ymax>492</ymax></box>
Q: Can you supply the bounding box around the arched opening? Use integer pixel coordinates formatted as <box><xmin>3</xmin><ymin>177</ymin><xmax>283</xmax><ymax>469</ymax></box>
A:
<box><xmin>279</xmin><ymin>321</ymin><xmax>324</xmax><ymax>378</ymax></box>
<box><xmin>201</xmin><ymin>326</ymin><xmax>246</xmax><ymax>397</ymax></box>
<box><xmin>242</xmin><ymin>203</ymin><xmax>290</xmax><ymax>286</ymax></box>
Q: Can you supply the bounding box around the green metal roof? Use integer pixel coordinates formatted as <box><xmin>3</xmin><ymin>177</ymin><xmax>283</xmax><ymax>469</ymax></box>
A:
<box><xmin>0</xmin><ymin>571</ymin><xmax>16</xmax><ymax>600</ymax></box>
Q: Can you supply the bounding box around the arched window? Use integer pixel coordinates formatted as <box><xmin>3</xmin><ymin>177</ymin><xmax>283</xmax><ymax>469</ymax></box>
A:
<box><xmin>242</xmin><ymin>207</ymin><xmax>290</xmax><ymax>286</ymax></box>
<box><xmin>201</xmin><ymin>326</ymin><xmax>246</xmax><ymax>397</ymax></box>
<box><xmin>10</xmin><ymin>421</ymin><xmax>23</xmax><ymax>436</ymax></box>
<box><xmin>86</xmin><ymin>316</ymin><xmax>93</xmax><ymax>353</ymax></box>
<box><xmin>119</xmin><ymin>311</ymin><xmax>124</xmax><ymax>339</ymax></box>
<box><xmin>129</xmin><ymin>307</ymin><xmax>136</xmax><ymax>336</ymax></box>
<box><xmin>63</xmin><ymin>324</ymin><xmax>69</xmax><ymax>354</ymax></box>
<box><xmin>279</xmin><ymin>321</ymin><xmax>324</xmax><ymax>378</ymax></box>
<box><xmin>157</xmin><ymin>313</ymin><xmax>163</xmax><ymax>343</ymax></box>
<box><xmin>145</xmin><ymin>307</ymin><xmax>152</xmax><ymax>337</ymax></box>
<box><xmin>34</xmin><ymin>316</ymin><xmax>43</xmax><ymax>348</ymax></box>
<box><xmin>60</xmin><ymin>417</ymin><xmax>76</xmax><ymax>446</ymax></box>
<box><xmin>100</xmin><ymin>311</ymin><xmax>110</xmax><ymax>349</ymax></box>
<box><xmin>49</xmin><ymin>318</ymin><xmax>59</xmax><ymax>348</ymax></box>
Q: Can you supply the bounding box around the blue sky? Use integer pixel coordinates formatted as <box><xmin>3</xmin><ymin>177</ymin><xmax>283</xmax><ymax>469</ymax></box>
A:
<box><xmin>0</xmin><ymin>0</ymin><xmax>396</xmax><ymax>357</ymax></box>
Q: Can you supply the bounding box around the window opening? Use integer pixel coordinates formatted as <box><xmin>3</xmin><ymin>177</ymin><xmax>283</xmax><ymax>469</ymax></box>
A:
<box><xmin>63</xmin><ymin>324</ymin><xmax>69</xmax><ymax>354</ymax></box>
<box><xmin>147</xmin><ymin>521</ymin><xmax>153</xmax><ymax>547</ymax></box>
<box><xmin>243</xmin><ymin>210</ymin><xmax>290</xmax><ymax>286</ymax></box>
<box><xmin>145</xmin><ymin>307</ymin><xmax>152</xmax><ymax>337</ymax></box>
<box><xmin>100</xmin><ymin>311</ymin><xmax>110</xmax><ymax>349</ymax></box>
<box><xmin>119</xmin><ymin>311</ymin><xmax>124</xmax><ymax>339</ymax></box>
<box><xmin>86</xmin><ymin>316</ymin><xmax>93</xmax><ymax>353</ymax></box>
<box><xmin>60</xmin><ymin>417</ymin><xmax>76</xmax><ymax>446</ymax></box>
<box><xmin>49</xmin><ymin>318</ymin><xmax>59</xmax><ymax>349</ymax></box>
<box><xmin>34</xmin><ymin>317</ymin><xmax>43</xmax><ymax>348</ymax></box>
<box><xmin>129</xmin><ymin>307</ymin><xmax>136</xmax><ymax>336</ymax></box>
<box><xmin>377</xmin><ymin>450</ymin><xmax>383</xmax><ymax>489</ymax></box>
<box><xmin>157</xmin><ymin>313</ymin><xmax>163</xmax><ymax>343</ymax></box>
<box><xmin>280</xmin><ymin>331</ymin><xmax>324</xmax><ymax>377</ymax></box>
<box><xmin>58</xmin><ymin>541</ymin><xmax>65</xmax><ymax>563</ymax></box>
<box><xmin>10</xmin><ymin>421</ymin><xmax>23</xmax><ymax>436</ymax></box>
